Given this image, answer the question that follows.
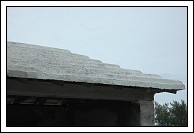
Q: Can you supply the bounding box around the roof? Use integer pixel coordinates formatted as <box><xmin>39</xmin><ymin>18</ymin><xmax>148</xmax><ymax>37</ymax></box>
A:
<box><xmin>7</xmin><ymin>41</ymin><xmax>185</xmax><ymax>91</ymax></box>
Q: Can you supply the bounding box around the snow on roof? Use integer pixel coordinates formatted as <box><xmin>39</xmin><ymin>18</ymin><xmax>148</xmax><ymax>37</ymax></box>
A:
<box><xmin>7</xmin><ymin>41</ymin><xmax>185</xmax><ymax>91</ymax></box>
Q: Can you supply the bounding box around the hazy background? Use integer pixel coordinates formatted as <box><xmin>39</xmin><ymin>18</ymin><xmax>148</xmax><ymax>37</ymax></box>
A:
<box><xmin>7</xmin><ymin>7</ymin><xmax>187</xmax><ymax>104</ymax></box>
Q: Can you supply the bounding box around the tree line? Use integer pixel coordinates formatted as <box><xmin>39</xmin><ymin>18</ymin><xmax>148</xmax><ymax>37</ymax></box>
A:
<box><xmin>154</xmin><ymin>100</ymin><xmax>187</xmax><ymax>126</ymax></box>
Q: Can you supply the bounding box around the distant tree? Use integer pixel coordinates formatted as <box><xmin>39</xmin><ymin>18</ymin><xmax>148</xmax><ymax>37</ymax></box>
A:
<box><xmin>154</xmin><ymin>100</ymin><xmax>187</xmax><ymax>126</ymax></box>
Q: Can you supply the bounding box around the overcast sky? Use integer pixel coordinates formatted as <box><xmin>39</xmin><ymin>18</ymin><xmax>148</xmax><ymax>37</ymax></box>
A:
<box><xmin>7</xmin><ymin>7</ymin><xmax>187</xmax><ymax>104</ymax></box>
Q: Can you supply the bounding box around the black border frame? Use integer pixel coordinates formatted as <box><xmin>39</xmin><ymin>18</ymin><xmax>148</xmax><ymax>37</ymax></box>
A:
<box><xmin>5</xmin><ymin>6</ymin><xmax>188</xmax><ymax>128</ymax></box>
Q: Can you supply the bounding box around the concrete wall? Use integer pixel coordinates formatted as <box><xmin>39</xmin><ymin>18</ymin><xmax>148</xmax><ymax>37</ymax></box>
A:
<box><xmin>7</xmin><ymin>77</ymin><xmax>155</xmax><ymax>101</ymax></box>
<box><xmin>138</xmin><ymin>100</ymin><xmax>155</xmax><ymax>126</ymax></box>
<box><xmin>7</xmin><ymin>77</ymin><xmax>155</xmax><ymax>126</ymax></box>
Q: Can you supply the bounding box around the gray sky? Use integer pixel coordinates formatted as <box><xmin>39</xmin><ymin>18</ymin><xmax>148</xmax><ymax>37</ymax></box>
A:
<box><xmin>7</xmin><ymin>7</ymin><xmax>187</xmax><ymax>104</ymax></box>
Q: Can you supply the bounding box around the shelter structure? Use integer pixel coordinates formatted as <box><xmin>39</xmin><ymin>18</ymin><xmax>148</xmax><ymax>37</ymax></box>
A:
<box><xmin>7</xmin><ymin>41</ymin><xmax>185</xmax><ymax>126</ymax></box>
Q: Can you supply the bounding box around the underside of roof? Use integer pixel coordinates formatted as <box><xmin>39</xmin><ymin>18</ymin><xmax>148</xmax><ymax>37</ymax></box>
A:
<box><xmin>7</xmin><ymin>41</ymin><xmax>185</xmax><ymax>92</ymax></box>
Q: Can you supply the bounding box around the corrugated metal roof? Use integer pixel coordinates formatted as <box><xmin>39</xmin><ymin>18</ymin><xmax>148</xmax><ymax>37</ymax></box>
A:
<box><xmin>7</xmin><ymin>41</ymin><xmax>185</xmax><ymax>91</ymax></box>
